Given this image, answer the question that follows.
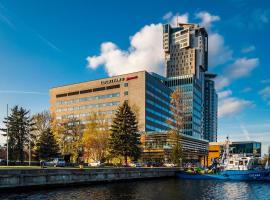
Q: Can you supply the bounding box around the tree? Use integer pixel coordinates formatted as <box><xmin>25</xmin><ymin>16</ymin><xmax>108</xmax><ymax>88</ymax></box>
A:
<box><xmin>1</xmin><ymin>106</ymin><xmax>34</xmax><ymax>162</ymax></box>
<box><xmin>52</xmin><ymin>117</ymin><xmax>83</xmax><ymax>163</ymax></box>
<box><xmin>32</xmin><ymin>111</ymin><xmax>51</xmax><ymax>143</ymax></box>
<box><xmin>82</xmin><ymin>113</ymin><xmax>110</xmax><ymax>163</ymax></box>
<box><xmin>167</xmin><ymin>90</ymin><xmax>185</xmax><ymax>166</ymax></box>
<box><xmin>35</xmin><ymin>128</ymin><xmax>59</xmax><ymax>160</ymax></box>
<box><xmin>109</xmin><ymin>101</ymin><xmax>141</xmax><ymax>165</ymax></box>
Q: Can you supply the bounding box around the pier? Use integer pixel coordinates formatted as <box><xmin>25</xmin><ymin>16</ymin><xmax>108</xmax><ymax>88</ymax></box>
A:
<box><xmin>0</xmin><ymin>168</ymin><xmax>180</xmax><ymax>189</ymax></box>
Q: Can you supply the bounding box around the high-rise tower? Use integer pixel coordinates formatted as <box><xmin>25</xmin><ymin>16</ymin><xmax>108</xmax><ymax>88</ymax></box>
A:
<box><xmin>163</xmin><ymin>23</ymin><xmax>217</xmax><ymax>141</ymax></box>
<box><xmin>204</xmin><ymin>73</ymin><xmax>218</xmax><ymax>142</ymax></box>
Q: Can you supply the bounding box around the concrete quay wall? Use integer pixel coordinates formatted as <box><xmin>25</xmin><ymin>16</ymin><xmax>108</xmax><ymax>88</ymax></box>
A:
<box><xmin>0</xmin><ymin>168</ymin><xmax>180</xmax><ymax>189</ymax></box>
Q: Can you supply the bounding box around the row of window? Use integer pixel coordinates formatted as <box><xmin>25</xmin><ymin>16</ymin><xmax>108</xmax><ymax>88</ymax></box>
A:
<box><xmin>56</xmin><ymin>84</ymin><xmax>120</xmax><ymax>98</ymax></box>
<box><xmin>56</xmin><ymin>110</ymin><xmax>117</xmax><ymax>120</ymax></box>
<box><xmin>147</xmin><ymin>83</ymin><xmax>170</xmax><ymax>100</ymax></box>
<box><xmin>146</xmin><ymin>116</ymin><xmax>173</xmax><ymax>130</ymax></box>
<box><xmin>56</xmin><ymin>92</ymin><xmax>120</xmax><ymax>105</ymax></box>
<box><xmin>56</xmin><ymin>101</ymin><xmax>120</xmax><ymax>113</ymax></box>
<box><xmin>146</xmin><ymin>91</ymin><xmax>171</xmax><ymax>107</ymax></box>
<box><xmin>146</xmin><ymin>99</ymin><xmax>172</xmax><ymax>116</ymax></box>
<box><xmin>146</xmin><ymin>124</ymin><xmax>163</xmax><ymax>132</ymax></box>
<box><xmin>146</xmin><ymin>108</ymin><xmax>174</xmax><ymax>124</ymax></box>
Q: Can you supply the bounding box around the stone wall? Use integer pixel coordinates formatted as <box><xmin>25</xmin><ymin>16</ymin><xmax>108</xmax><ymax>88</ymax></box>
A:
<box><xmin>0</xmin><ymin>168</ymin><xmax>180</xmax><ymax>189</ymax></box>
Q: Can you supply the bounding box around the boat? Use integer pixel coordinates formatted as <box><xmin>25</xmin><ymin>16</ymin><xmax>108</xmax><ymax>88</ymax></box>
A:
<box><xmin>177</xmin><ymin>138</ymin><xmax>270</xmax><ymax>181</ymax></box>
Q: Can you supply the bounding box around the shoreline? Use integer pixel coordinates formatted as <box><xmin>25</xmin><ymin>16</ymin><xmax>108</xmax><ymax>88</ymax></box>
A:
<box><xmin>0</xmin><ymin>167</ymin><xmax>180</xmax><ymax>190</ymax></box>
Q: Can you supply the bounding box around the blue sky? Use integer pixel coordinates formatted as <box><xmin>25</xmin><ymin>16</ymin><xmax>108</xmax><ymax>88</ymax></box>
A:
<box><xmin>0</xmin><ymin>0</ymin><xmax>270</xmax><ymax>153</ymax></box>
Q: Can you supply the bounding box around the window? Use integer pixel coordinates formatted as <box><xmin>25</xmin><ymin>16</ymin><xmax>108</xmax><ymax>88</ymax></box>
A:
<box><xmin>124</xmin><ymin>82</ymin><xmax>128</xmax><ymax>87</ymax></box>
<box><xmin>124</xmin><ymin>91</ymin><xmax>128</xmax><ymax>96</ymax></box>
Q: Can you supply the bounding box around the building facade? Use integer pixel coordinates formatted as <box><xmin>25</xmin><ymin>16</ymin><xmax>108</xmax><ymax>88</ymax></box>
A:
<box><xmin>207</xmin><ymin>141</ymin><xmax>262</xmax><ymax>166</ymax></box>
<box><xmin>50</xmin><ymin>71</ymin><xmax>173</xmax><ymax>132</ymax></box>
<box><xmin>204</xmin><ymin>73</ymin><xmax>218</xmax><ymax>142</ymax></box>
<box><xmin>163</xmin><ymin>23</ymin><xmax>217</xmax><ymax>142</ymax></box>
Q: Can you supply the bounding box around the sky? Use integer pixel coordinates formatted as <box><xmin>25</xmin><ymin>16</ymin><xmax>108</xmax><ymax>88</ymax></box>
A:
<box><xmin>0</xmin><ymin>0</ymin><xmax>270</xmax><ymax>153</ymax></box>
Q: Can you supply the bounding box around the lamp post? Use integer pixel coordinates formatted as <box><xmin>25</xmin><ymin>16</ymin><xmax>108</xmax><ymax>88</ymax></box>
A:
<box><xmin>28</xmin><ymin>111</ymin><xmax>31</xmax><ymax>166</ymax></box>
<box><xmin>6</xmin><ymin>104</ymin><xmax>9</xmax><ymax>166</ymax></box>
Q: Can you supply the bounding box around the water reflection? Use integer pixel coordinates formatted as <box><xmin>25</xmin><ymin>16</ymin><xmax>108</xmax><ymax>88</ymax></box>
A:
<box><xmin>1</xmin><ymin>179</ymin><xmax>270</xmax><ymax>200</ymax></box>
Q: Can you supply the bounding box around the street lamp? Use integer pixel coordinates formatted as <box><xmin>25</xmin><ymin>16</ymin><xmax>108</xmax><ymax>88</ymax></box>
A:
<box><xmin>6</xmin><ymin>104</ymin><xmax>9</xmax><ymax>166</ymax></box>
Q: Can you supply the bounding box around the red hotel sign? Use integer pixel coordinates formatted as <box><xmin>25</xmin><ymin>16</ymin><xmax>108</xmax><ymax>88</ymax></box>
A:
<box><xmin>126</xmin><ymin>76</ymin><xmax>138</xmax><ymax>81</ymax></box>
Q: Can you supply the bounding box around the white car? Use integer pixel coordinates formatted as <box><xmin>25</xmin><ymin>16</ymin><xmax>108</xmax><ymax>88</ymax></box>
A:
<box><xmin>88</xmin><ymin>161</ymin><xmax>101</xmax><ymax>167</ymax></box>
<box><xmin>163</xmin><ymin>163</ymin><xmax>176</xmax><ymax>167</ymax></box>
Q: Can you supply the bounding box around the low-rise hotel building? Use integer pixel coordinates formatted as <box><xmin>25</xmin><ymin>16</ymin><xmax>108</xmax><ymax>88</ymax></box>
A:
<box><xmin>50</xmin><ymin>71</ymin><xmax>173</xmax><ymax>132</ymax></box>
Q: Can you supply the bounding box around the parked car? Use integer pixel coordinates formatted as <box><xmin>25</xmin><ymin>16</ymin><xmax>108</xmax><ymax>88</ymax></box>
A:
<box><xmin>45</xmin><ymin>158</ymin><xmax>66</xmax><ymax>167</ymax></box>
<box><xmin>0</xmin><ymin>159</ymin><xmax>6</xmax><ymax>165</ymax></box>
<box><xmin>163</xmin><ymin>163</ymin><xmax>176</xmax><ymax>167</ymax></box>
<box><xmin>128</xmin><ymin>162</ymin><xmax>143</xmax><ymax>168</ymax></box>
<box><xmin>145</xmin><ymin>161</ymin><xmax>163</xmax><ymax>167</ymax></box>
<box><xmin>88</xmin><ymin>161</ymin><xmax>101</xmax><ymax>167</ymax></box>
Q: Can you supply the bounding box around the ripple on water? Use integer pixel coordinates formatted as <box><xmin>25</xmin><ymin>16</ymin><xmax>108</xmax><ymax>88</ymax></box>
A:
<box><xmin>1</xmin><ymin>179</ymin><xmax>270</xmax><ymax>200</ymax></box>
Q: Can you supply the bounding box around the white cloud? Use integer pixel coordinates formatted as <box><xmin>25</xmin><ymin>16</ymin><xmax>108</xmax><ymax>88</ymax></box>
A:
<box><xmin>218</xmin><ymin>96</ymin><xmax>252</xmax><ymax>118</ymax></box>
<box><xmin>87</xmin><ymin>23</ymin><xmax>164</xmax><ymax>76</ymax></box>
<box><xmin>218</xmin><ymin>90</ymin><xmax>232</xmax><ymax>99</ymax></box>
<box><xmin>208</xmin><ymin>33</ymin><xmax>233</xmax><ymax>67</ymax></box>
<box><xmin>195</xmin><ymin>11</ymin><xmax>232</xmax><ymax>67</ymax></box>
<box><xmin>241</xmin><ymin>45</ymin><xmax>256</xmax><ymax>53</ymax></box>
<box><xmin>259</xmin><ymin>86</ymin><xmax>270</xmax><ymax>100</ymax></box>
<box><xmin>163</xmin><ymin>12</ymin><xmax>189</xmax><ymax>27</ymax></box>
<box><xmin>218</xmin><ymin>89</ymin><xmax>253</xmax><ymax>118</ymax></box>
<box><xmin>162</xmin><ymin>12</ymin><xmax>173</xmax><ymax>20</ymax></box>
<box><xmin>261</xmin><ymin>79</ymin><xmax>270</xmax><ymax>84</ymax></box>
<box><xmin>87</xmin><ymin>11</ymin><xmax>230</xmax><ymax>75</ymax></box>
<box><xmin>195</xmin><ymin>11</ymin><xmax>220</xmax><ymax>29</ymax></box>
<box><xmin>216</xmin><ymin>57</ymin><xmax>259</xmax><ymax>90</ymax></box>
<box><xmin>241</xmin><ymin>87</ymin><xmax>252</xmax><ymax>93</ymax></box>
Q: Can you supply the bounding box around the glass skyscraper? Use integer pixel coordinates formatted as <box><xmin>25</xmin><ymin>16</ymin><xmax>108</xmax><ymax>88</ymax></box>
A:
<box><xmin>163</xmin><ymin>23</ymin><xmax>217</xmax><ymax>141</ymax></box>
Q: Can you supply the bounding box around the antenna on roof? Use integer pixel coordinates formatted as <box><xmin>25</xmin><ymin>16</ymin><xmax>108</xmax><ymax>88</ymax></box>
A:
<box><xmin>176</xmin><ymin>13</ymin><xmax>179</xmax><ymax>27</ymax></box>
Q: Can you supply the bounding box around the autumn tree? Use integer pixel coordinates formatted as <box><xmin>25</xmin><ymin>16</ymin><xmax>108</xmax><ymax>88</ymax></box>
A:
<box><xmin>167</xmin><ymin>90</ymin><xmax>185</xmax><ymax>166</ymax></box>
<box><xmin>109</xmin><ymin>101</ymin><xmax>141</xmax><ymax>165</ymax></box>
<box><xmin>82</xmin><ymin>113</ymin><xmax>110</xmax><ymax>163</ymax></box>
<box><xmin>52</xmin><ymin>117</ymin><xmax>83</xmax><ymax>163</ymax></box>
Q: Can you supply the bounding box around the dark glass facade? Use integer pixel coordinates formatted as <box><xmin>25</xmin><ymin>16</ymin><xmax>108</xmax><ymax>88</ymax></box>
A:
<box><xmin>230</xmin><ymin>142</ymin><xmax>261</xmax><ymax>157</ymax></box>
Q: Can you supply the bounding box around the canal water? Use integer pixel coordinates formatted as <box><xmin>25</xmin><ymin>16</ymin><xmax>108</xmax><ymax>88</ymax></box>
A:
<box><xmin>1</xmin><ymin>178</ymin><xmax>270</xmax><ymax>200</ymax></box>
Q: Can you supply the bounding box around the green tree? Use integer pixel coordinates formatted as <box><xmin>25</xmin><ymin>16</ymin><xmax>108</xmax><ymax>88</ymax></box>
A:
<box><xmin>35</xmin><ymin>128</ymin><xmax>59</xmax><ymax>160</ymax></box>
<box><xmin>32</xmin><ymin>111</ymin><xmax>51</xmax><ymax>142</ymax></box>
<box><xmin>1</xmin><ymin>105</ymin><xmax>34</xmax><ymax>162</ymax></box>
<box><xmin>82</xmin><ymin>113</ymin><xmax>110</xmax><ymax>163</ymax></box>
<box><xmin>109</xmin><ymin>101</ymin><xmax>141</xmax><ymax>165</ymax></box>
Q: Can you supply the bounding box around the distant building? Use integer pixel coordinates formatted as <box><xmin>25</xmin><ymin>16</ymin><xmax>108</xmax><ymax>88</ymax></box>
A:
<box><xmin>141</xmin><ymin>132</ymin><xmax>208</xmax><ymax>164</ymax></box>
<box><xmin>204</xmin><ymin>73</ymin><xmax>218</xmax><ymax>142</ymax></box>
<box><xmin>230</xmin><ymin>141</ymin><xmax>261</xmax><ymax>157</ymax></box>
<box><xmin>207</xmin><ymin>141</ymin><xmax>262</xmax><ymax>166</ymax></box>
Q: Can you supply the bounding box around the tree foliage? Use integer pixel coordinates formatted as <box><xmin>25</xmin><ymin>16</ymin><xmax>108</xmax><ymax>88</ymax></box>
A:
<box><xmin>1</xmin><ymin>105</ymin><xmax>34</xmax><ymax>162</ymax></box>
<box><xmin>35</xmin><ymin>128</ymin><xmax>59</xmax><ymax>160</ymax></box>
<box><xmin>109</xmin><ymin>101</ymin><xmax>141</xmax><ymax>165</ymax></box>
<box><xmin>52</xmin><ymin>117</ymin><xmax>83</xmax><ymax>163</ymax></box>
<box><xmin>82</xmin><ymin>113</ymin><xmax>110</xmax><ymax>163</ymax></box>
<box><xmin>167</xmin><ymin>90</ymin><xmax>185</xmax><ymax>165</ymax></box>
<box><xmin>32</xmin><ymin>111</ymin><xmax>51</xmax><ymax>143</ymax></box>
